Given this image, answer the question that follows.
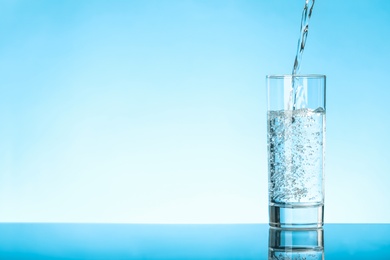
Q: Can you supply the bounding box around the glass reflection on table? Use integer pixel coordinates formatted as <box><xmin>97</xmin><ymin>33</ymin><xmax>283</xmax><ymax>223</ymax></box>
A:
<box><xmin>268</xmin><ymin>227</ymin><xmax>324</xmax><ymax>260</ymax></box>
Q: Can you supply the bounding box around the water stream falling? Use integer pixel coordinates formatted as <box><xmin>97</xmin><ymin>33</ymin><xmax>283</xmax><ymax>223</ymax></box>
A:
<box><xmin>290</xmin><ymin>0</ymin><xmax>316</xmax><ymax>110</ymax></box>
<box><xmin>292</xmin><ymin>0</ymin><xmax>316</xmax><ymax>76</ymax></box>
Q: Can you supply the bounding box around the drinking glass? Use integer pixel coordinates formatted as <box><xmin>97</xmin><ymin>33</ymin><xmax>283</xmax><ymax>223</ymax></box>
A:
<box><xmin>267</xmin><ymin>74</ymin><xmax>326</xmax><ymax>228</ymax></box>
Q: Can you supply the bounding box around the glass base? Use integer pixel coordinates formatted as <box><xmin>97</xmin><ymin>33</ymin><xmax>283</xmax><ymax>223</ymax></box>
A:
<box><xmin>269</xmin><ymin>204</ymin><xmax>324</xmax><ymax>229</ymax></box>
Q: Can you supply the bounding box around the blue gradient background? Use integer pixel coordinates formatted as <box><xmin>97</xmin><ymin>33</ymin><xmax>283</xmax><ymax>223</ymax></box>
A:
<box><xmin>0</xmin><ymin>0</ymin><xmax>389</xmax><ymax>223</ymax></box>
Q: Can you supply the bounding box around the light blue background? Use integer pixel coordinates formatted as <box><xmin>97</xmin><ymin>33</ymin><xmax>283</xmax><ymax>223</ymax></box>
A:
<box><xmin>0</xmin><ymin>0</ymin><xmax>389</xmax><ymax>223</ymax></box>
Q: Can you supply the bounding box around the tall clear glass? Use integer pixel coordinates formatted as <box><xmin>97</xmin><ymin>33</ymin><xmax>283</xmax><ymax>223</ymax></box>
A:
<box><xmin>266</xmin><ymin>75</ymin><xmax>326</xmax><ymax>228</ymax></box>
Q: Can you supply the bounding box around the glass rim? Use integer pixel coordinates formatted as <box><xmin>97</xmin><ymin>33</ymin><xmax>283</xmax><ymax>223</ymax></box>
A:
<box><xmin>266</xmin><ymin>74</ymin><xmax>326</xmax><ymax>79</ymax></box>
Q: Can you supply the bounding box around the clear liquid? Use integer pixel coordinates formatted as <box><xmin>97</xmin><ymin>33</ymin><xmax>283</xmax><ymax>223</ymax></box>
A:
<box><xmin>290</xmin><ymin>0</ymin><xmax>316</xmax><ymax>110</ymax></box>
<box><xmin>268</xmin><ymin>108</ymin><xmax>325</xmax><ymax>205</ymax></box>
<box><xmin>292</xmin><ymin>0</ymin><xmax>315</xmax><ymax>76</ymax></box>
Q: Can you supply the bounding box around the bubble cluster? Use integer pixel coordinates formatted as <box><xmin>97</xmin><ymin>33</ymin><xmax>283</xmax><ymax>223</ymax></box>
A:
<box><xmin>268</xmin><ymin>108</ymin><xmax>325</xmax><ymax>204</ymax></box>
